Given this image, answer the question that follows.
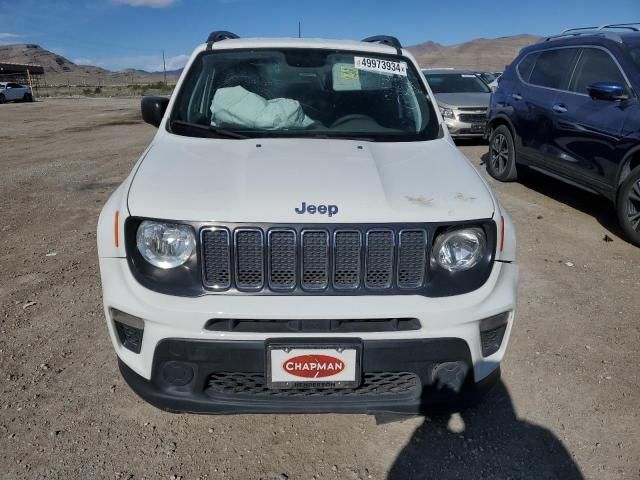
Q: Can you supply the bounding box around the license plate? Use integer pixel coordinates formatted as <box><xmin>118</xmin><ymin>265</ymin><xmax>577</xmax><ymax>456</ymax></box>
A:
<box><xmin>267</xmin><ymin>343</ymin><xmax>361</xmax><ymax>389</ymax></box>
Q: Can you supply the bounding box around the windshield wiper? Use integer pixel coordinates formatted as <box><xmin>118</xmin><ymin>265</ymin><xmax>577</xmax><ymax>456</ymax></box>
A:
<box><xmin>170</xmin><ymin>119</ymin><xmax>248</xmax><ymax>139</ymax></box>
<box><xmin>301</xmin><ymin>133</ymin><xmax>376</xmax><ymax>142</ymax></box>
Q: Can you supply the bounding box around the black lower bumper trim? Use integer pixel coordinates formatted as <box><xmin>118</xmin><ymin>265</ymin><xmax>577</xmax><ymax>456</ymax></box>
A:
<box><xmin>118</xmin><ymin>338</ymin><xmax>500</xmax><ymax>415</ymax></box>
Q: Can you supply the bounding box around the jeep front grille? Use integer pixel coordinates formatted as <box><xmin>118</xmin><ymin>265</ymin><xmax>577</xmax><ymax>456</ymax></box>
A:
<box><xmin>201</xmin><ymin>225</ymin><xmax>431</xmax><ymax>293</ymax></box>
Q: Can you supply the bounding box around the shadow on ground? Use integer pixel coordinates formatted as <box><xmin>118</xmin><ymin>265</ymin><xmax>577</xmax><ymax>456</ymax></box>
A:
<box><xmin>387</xmin><ymin>381</ymin><xmax>584</xmax><ymax>480</ymax></box>
<box><xmin>479</xmin><ymin>152</ymin><xmax>623</xmax><ymax>241</ymax></box>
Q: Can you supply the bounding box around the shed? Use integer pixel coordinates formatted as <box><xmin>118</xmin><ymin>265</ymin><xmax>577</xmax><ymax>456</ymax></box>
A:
<box><xmin>0</xmin><ymin>62</ymin><xmax>45</xmax><ymax>91</ymax></box>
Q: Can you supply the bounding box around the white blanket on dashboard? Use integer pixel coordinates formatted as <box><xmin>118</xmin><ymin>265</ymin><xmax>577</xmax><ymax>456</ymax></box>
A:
<box><xmin>211</xmin><ymin>86</ymin><xmax>314</xmax><ymax>130</ymax></box>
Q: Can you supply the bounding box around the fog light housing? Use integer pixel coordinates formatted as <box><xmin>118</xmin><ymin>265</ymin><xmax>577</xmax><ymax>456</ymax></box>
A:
<box><xmin>111</xmin><ymin>308</ymin><xmax>144</xmax><ymax>353</ymax></box>
<box><xmin>480</xmin><ymin>312</ymin><xmax>509</xmax><ymax>357</ymax></box>
<box><xmin>161</xmin><ymin>361</ymin><xmax>195</xmax><ymax>387</ymax></box>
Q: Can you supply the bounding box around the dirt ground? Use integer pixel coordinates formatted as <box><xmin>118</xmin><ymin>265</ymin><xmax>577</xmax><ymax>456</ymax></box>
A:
<box><xmin>0</xmin><ymin>98</ymin><xmax>638</xmax><ymax>480</ymax></box>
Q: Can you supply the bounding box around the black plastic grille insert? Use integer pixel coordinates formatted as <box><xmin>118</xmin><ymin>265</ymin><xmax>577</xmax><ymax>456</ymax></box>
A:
<box><xmin>365</xmin><ymin>230</ymin><xmax>395</xmax><ymax>289</ymax></box>
<box><xmin>235</xmin><ymin>229</ymin><xmax>264</xmax><ymax>290</ymax></box>
<box><xmin>268</xmin><ymin>230</ymin><xmax>296</xmax><ymax>290</ymax></box>
<box><xmin>302</xmin><ymin>230</ymin><xmax>329</xmax><ymax>290</ymax></box>
<box><xmin>202</xmin><ymin>229</ymin><xmax>231</xmax><ymax>289</ymax></box>
<box><xmin>206</xmin><ymin>371</ymin><xmax>420</xmax><ymax>398</ymax></box>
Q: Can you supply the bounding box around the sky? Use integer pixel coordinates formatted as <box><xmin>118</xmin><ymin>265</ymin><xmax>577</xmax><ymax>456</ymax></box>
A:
<box><xmin>0</xmin><ymin>0</ymin><xmax>639</xmax><ymax>72</ymax></box>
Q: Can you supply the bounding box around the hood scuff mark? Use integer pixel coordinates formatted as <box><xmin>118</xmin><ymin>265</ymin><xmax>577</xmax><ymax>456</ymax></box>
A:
<box><xmin>405</xmin><ymin>195</ymin><xmax>434</xmax><ymax>207</ymax></box>
<box><xmin>455</xmin><ymin>192</ymin><xmax>478</xmax><ymax>202</ymax></box>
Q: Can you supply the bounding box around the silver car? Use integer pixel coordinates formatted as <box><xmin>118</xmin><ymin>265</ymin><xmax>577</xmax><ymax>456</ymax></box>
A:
<box><xmin>422</xmin><ymin>69</ymin><xmax>491</xmax><ymax>139</ymax></box>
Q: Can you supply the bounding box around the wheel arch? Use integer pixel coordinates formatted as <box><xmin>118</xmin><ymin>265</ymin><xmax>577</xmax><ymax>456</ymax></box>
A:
<box><xmin>616</xmin><ymin>143</ymin><xmax>640</xmax><ymax>194</ymax></box>
<box><xmin>487</xmin><ymin>114</ymin><xmax>522</xmax><ymax>151</ymax></box>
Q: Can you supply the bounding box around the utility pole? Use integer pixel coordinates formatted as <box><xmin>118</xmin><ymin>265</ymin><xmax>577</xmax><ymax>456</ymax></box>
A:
<box><xmin>162</xmin><ymin>49</ymin><xmax>167</xmax><ymax>85</ymax></box>
<box><xmin>298</xmin><ymin>21</ymin><xmax>301</xmax><ymax>38</ymax></box>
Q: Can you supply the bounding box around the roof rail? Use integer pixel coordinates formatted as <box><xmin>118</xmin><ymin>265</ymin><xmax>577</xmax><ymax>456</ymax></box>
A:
<box><xmin>543</xmin><ymin>22</ymin><xmax>640</xmax><ymax>43</ymax></box>
<box><xmin>595</xmin><ymin>22</ymin><xmax>640</xmax><ymax>32</ymax></box>
<box><xmin>361</xmin><ymin>35</ymin><xmax>402</xmax><ymax>53</ymax></box>
<box><xmin>206</xmin><ymin>31</ymin><xmax>240</xmax><ymax>50</ymax></box>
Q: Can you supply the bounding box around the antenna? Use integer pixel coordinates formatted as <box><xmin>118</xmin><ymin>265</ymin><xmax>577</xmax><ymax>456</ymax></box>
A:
<box><xmin>298</xmin><ymin>21</ymin><xmax>302</xmax><ymax>38</ymax></box>
<box><xmin>162</xmin><ymin>49</ymin><xmax>167</xmax><ymax>85</ymax></box>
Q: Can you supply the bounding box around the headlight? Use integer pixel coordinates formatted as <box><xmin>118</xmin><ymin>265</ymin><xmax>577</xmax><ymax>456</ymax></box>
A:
<box><xmin>439</xmin><ymin>106</ymin><xmax>455</xmax><ymax>119</ymax></box>
<box><xmin>136</xmin><ymin>220</ymin><xmax>196</xmax><ymax>269</ymax></box>
<box><xmin>432</xmin><ymin>227</ymin><xmax>486</xmax><ymax>272</ymax></box>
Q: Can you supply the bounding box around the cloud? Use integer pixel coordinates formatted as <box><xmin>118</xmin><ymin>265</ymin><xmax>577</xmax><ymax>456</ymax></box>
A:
<box><xmin>0</xmin><ymin>32</ymin><xmax>23</xmax><ymax>41</ymax></box>
<box><xmin>163</xmin><ymin>54</ymin><xmax>189</xmax><ymax>71</ymax></box>
<box><xmin>113</xmin><ymin>0</ymin><xmax>176</xmax><ymax>7</ymax></box>
<box><xmin>73</xmin><ymin>58</ymin><xmax>94</xmax><ymax>65</ymax></box>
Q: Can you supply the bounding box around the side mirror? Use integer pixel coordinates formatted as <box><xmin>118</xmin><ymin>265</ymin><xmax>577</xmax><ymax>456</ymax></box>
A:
<box><xmin>587</xmin><ymin>82</ymin><xmax>627</xmax><ymax>101</ymax></box>
<box><xmin>141</xmin><ymin>96</ymin><xmax>170</xmax><ymax>127</ymax></box>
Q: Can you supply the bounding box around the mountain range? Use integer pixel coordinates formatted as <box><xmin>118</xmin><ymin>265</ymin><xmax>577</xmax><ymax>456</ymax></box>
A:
<box><xmin>0</xmin><ymin>43</ymin><xmax>182</xmax><ymax>84</ymax></box>
<box><xmin>0</xmin><ymin>34</ymin><xmax>541</xmax><ymax>85</ymax></box>
<box><xmin>407</xmin><ymin>34</ymin><xmax>541</xmax><ymax>71</ymax></box>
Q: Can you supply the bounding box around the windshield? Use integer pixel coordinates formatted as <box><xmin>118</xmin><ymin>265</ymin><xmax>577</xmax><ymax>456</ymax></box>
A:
<box><xmin>170</xmin><ymin>49</ymin><xmax>439</xmax><ymax>141</ymax></box>
<box><xmin>424</xmin><ymin>73</ymin><xmax>492</xmax><ymax>94</ymax></box>
<box><xmin>477</xmin><ymin>72</ymin><xmax>496</xmax><ymax>84</ymax></box>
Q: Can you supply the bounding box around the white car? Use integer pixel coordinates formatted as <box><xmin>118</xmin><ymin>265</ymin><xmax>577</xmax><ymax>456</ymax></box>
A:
<box><xmin>97</xmin><ymin>32</ymin><xmax>518</xmax><ymax>414</ymax></box>
<box><xmin>0</xmin><ymin>82</ymin><xmax>33</xmax><ymax>103</ymax></box>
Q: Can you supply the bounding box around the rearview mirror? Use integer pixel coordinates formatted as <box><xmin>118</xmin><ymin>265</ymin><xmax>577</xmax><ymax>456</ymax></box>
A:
<box><xmin>587</xmin><ymin>82</ymin><xmax>627</xmax><ymax>101</ymax></box>
<box><xmin>141</xmin><ymin>96</ymin><xmax>170</xmax><ymax>127</ymax></box>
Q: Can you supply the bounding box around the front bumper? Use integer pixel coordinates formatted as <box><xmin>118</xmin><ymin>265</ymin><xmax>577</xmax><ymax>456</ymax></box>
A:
<box><xmin>444</xmin><ymin>118</ymin><xmax>487</xmax><ymax>138</ymax></box>
<box><xmin>119</xmin><ymin>338</ymin><xmax>501</xmax><ymax>414</ymax></box>
<box><xmin>99</xmin><ymin>254</ymin><xmax>517</xmax><ymax>412</ymax></box>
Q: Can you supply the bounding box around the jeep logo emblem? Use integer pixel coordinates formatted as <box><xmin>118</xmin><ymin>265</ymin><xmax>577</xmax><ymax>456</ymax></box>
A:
<box><xmin>295</xmin><ymin>202</ymin><xmax>339</xmax><ymax>217</ymax></box>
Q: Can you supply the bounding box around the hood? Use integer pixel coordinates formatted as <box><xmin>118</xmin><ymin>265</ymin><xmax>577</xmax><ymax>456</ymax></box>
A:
<box><xmin>435</xmin><ymin>92</ymin><xmax>491</xmax><ymax>109</ymax></box>
<box><xmin>127</xmin><ymin>134</ymin><xmax>495</xmax><ymax>223</ymax></box>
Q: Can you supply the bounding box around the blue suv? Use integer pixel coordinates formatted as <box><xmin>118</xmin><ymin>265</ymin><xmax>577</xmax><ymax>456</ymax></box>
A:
<box><xmin>485</xmin><ymin>24</ymin><xmax>640</xmax><ymax>246</ymax></box>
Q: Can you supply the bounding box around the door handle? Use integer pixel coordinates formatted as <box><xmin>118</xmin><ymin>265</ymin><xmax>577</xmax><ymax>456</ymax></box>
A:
<box><xmin>511</xmin><ymin>93</ymin><xmax>523</xmax><ymax>101</ymax></box>
<box><xmin>553</xmin><ymin>104</ymin><xmax>568</xmax><ymax>114</ymax></box>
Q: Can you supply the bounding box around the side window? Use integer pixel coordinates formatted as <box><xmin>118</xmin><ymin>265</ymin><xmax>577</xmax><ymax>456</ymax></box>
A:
<box><xmin>569</xmin><ymin>48</ymin><xmax>628</xmax><ymax>95</ymax></box>
<box><xmin>529</xmin><ymin>48</ymin><xmax>579</xmax><ymax>89</ymax></box>
<box><xmin>516</xmin><ymin>52</ymin><xmax>539</xmax><ymax>82</ymax></box>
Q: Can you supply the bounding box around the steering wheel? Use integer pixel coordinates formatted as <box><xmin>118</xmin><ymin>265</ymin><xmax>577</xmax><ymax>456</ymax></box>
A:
<box><xmin>298</xmin><ymin>101</ymin><xmax>324</xmax><ymax>121</ymax></box>
<box><xmin>330</xmin><ymin>114</ymin><xmax>375</xmax><ymax>129</ymax></box>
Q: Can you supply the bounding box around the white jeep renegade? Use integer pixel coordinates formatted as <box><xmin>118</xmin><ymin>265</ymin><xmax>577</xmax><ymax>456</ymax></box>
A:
<box><xmin>97</xmin><ymin>32</ymin><xmax>518</xmax><ymax>414</ymax></box>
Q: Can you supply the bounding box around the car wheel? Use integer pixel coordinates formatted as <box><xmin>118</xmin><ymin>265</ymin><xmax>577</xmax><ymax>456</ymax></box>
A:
<box><xmin>617</xmin><ymin>167</ymin><xmax>640</xmax><ymax>247</ymax></box>
<box><xmin>23</xmin><ymin>93</ymin><xmax>33</xmax><ymax>102</ymax></box>
<box><xmin>0</xmin><ymin>94</ymin><xmax>6</xmax><ymax>104</ymax></box>
<box><xmin>487</xmin><ymin>125</ymin><xmax>518</xmax><ymax>182</ymax></box>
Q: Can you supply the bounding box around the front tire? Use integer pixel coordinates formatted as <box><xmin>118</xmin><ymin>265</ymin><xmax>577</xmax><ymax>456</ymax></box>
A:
<box><xmin>0</xmin><ymin>94</ymin><xmax>6</xmax><ymax>104</ymax></box>
<box><xmin>487</xmin><ymin>125</ymin><xmax>518</xmax><ymax>182</ymax></box>
<box><xmin>617</xmin><ymin>167</ymin><xmax>640</xmax><ymax>247</ymax></box>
